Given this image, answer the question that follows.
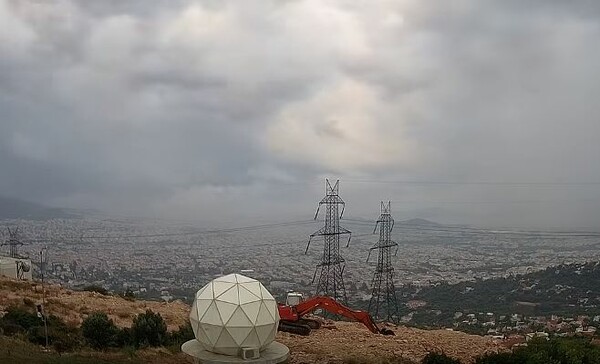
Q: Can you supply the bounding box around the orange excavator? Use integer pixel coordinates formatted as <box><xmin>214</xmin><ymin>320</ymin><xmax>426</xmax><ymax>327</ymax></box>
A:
<box><xmin>277</xmin><ymin>293</ymin><xmax>394</xmax><ymax>336</ymax></box>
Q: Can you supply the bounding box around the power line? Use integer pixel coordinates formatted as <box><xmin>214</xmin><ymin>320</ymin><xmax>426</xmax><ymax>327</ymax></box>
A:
<box><xmin>343</xmin><ymin>178</ymin><xmax>600</xmax><ymax>187</ymax></box>
<box><xmin>22</xmin><ymin>219</ymin><xmax>317</xmax><ymax>243</ymax></box>
<box><xmin>342</xmin><ymin>218</ymin><xmax>600</xmax><ymax>238</ymax></box>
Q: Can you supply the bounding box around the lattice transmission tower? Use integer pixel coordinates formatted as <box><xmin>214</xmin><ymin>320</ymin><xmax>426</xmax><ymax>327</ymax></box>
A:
<box><xmin>1</xmin><ymin>227</ymin><xmax>23</xmax><ymax>258</ymax></box>
<box><xmin>305</xmin><ymin>179</ymin><xmax>352</xmax><ymax>303</ymax></box>
<box><xmin>367</xmin><ymin>202</ymin><xmax>399</xmax><ymax>323</ymax></box>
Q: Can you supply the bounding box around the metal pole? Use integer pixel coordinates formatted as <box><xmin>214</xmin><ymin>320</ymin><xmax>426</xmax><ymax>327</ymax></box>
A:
<box><xmin>40</xmin><ymin>247</ymin><xmax>49</xmax><ymax>350</ymax></box>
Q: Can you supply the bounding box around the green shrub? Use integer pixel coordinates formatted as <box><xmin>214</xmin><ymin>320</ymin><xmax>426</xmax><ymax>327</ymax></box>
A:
<box><xmin>81</xmin><ymin>312</ymin><xmax>118</xmax><ymax>349</ymax></box>
<box><xmin>25</xmin><ymin>313</ymin><xmax>80</xmax><ymax>353</ymax></box>
<box><xmin>474</xmin><ymin>338</ymin><xmax>600</xmax><ymax>364</ymax></box>
<box><xmin>121</xmin><ymin>289</ymin><xmax>136</xmax><ymax>302</ymax></box>
<box><xmin>82</xmin><ymin>285</ymin><xmax>109</xmax><ymax>295</ymax></box>
<box><xmin>1</xmin><ymin>305</ymin><xmax>41</xmax><ymax>331</ymax></box>
<box><xmin>115</xmin><ymin>327</ymin><xmax>132</xmax><ymax>347</ymax></box>
<box><xmin>168</xmin><ymin>322</ymin><xmax>194</xmax><ymax>346</ymax></box>
<box><xmin>131</xmin><ymin>309</ymin><xmax>167</xmax><ymax>348</ymax></box>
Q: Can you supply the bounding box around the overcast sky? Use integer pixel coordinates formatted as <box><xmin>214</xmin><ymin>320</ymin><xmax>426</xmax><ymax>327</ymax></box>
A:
<box><xmin>1</xmin><ymin>0</ymin><xmax>600</xmax><ymax>229</ymax></box>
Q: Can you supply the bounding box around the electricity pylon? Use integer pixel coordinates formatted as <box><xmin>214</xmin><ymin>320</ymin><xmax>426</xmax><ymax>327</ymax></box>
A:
<box><xmin>367</xmin><ymin>202</ymin><xmax>399</xmax><ymax>323</ymax></box>
<box><xmin>305</xmin><ymin>179</ymin><xmax>352</xmax><ymax>303</ymax></box>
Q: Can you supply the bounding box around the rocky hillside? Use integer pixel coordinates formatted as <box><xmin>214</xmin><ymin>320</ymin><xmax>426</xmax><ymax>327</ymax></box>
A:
<box><xmin>0</xmin><ymin>277</ymin><xmax>503</xmax><ymax>363</ymax></box>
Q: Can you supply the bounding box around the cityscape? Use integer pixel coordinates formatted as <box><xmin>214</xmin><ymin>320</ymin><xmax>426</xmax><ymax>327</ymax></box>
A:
<box><xmin>4</xmin><ymin>214</ymin><xmax>599</xmax><ymax>310</ymax></box>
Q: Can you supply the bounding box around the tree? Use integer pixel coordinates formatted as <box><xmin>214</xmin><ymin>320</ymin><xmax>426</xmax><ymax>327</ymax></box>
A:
<box><xmin>81</xmin><ymin>312</ymin><xmax>118</xmax><ymax>349</ymax></box>
<box><xmin>131</xmin><ymin>309</ymin><xmax>167</xmax><ymax>347</ymax></box>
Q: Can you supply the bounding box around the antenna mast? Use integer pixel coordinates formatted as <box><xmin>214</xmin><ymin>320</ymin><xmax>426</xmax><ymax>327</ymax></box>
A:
<box><xmin>367</xmin><ymin>201</ymin><xmax>400</xmax><ymax>323</ymax></box>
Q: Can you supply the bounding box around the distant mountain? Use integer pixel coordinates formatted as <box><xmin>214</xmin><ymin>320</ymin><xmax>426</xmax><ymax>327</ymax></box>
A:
<box><xmin>0</xmin><ymin>196</ymin><xmax>78</xmax><ymax>220</ymax></box>
<box><xmin>400</xmin><ymin>218</ymin><xmax>441</xmax><ymax>226</ymax></box>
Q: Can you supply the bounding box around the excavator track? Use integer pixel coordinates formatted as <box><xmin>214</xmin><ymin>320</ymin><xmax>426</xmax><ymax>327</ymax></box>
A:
<box><xmin>298</xmin><ymin>318</ymin><xmax>321</xmax><ymax>329</ymax></box>
<box><xmin>279</xmin><ymin>321</ymin><xmax>311</xmax><ymax>336</ymax></box>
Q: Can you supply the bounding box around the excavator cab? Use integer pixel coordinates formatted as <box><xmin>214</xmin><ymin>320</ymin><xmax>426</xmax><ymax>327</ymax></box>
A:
<box><xmin>285</xmin><ymin>292</ymin><xmax>304</xmax><ymax>306</ymax></box>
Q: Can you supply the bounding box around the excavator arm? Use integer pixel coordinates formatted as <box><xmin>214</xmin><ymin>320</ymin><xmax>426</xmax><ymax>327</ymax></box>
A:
<box><xmin>292</xmin><ymin>296</ymin><xmax>381</xmax><ymax>334</ymax></box>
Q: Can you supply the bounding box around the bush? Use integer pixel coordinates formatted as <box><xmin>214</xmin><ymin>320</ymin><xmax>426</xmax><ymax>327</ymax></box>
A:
<box><xmin>131</xmin><ymin>309</ymin><xmax>167</xmax><ymax>348</ymax></box>
<box><xmin>25</xmin><ymin>313</ymin><xmax>80</xmax><ymax>353</ymax></box>
<box><xmin>122</xmin><ymin>289</ymin><xmax>136</xmax><ymax>302</ymax></box>
<box><xmin>115</xmin><ymin>327</ymin><xmax>132</xmax><ymax>347</ymax></box>
<box><xmin>83</xmin><ymin>285</ymin><xmax>109</xmax><ymax>295</ymax></box>
<box><xmin>0</xmin><ymin>306</ymin><xmax>41</xmax><ymax>331</ymax></box>
<box><xmin>474</xmin><ymin>338</ymin><xmax>600</xmax><ymax>364</ymax></box>
<box><xmin>81</xmin><ymin>312</ymin><xmax>118</xmax><ymax>349</ymax></box>
<box><xmin>168</xmin><ymin>322</ymin><xmax>194</xmax><ymax>346</ymax></box>
<box><xmin>422</xmin><ymin>352</ymin><xmax>462</xmax><ymax>364</ymax></box>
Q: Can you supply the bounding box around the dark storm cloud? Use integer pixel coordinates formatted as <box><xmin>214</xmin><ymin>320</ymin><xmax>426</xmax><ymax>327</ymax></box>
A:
<box><xmin>1</xmin><ymin>0</ymin><xmax>599</xmax><ymax>228</ymax></box>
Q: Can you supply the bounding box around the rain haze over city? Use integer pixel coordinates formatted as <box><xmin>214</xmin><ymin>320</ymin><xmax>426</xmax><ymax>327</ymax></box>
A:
<box><xmin>2</xmin><ymin>0</ymin><xmax>600</xmax><ymax>322</ymax></box>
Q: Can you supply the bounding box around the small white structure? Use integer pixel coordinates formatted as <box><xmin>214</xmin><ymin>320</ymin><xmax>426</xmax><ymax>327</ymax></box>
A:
<box><xmin>190</xmin><ymin>274</ymin><xmax>280</xmax><ymax>358</ymax></box>
<box><xmin>0</xmin><ymin>256</ymin><xmax>32</xmax><ymax>280</ymax></box>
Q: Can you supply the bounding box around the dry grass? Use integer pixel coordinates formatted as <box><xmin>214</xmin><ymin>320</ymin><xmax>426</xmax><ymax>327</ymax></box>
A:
<box><xmin>0</xmin><ymin>276</ymin><xmax>188</xmax><ymax>331</ymax></box>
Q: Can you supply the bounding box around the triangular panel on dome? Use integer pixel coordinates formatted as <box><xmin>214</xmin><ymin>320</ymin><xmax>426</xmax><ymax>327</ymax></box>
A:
<box><xmin>238</xmin><ymin>286</ymin><xmax>262</xmax><ymax>305</ymax></box>
<box><xmin>195</xmin><ymin>284</ymin><xmax>207</xmax><ymax>298</ymax></box>
<box><xmin>195</xmin><ymin>322</ymin><xmax>212</xmax><ymax>348</ymax></box>
<box><xmin>197</xmin><ymin>284</ymin><xmax>214</xmax><ymax>300</ymax></box>
<box><xmin>255</xmin><ymin>324</ymin><xmax>276</xmax><ymax>347</ymax></box>
<box><xmin>191</xmin><ymin>320</ymin><xmax>200</xmax><ymax>337</ymax></box>
<box><xmin>213</xmin><ymin>280</ymin><xmax>235</xmax><ymax>298</ymax></box>
<box><xmin>263</xmin><ymin>298</ymin><xmax>279</xmax><ymax>321</ymax></box>
<box><xmin>215</xmin><ymin>327</ymin><xmax>238</xmax><ymax>350</ymax></box>
<box><xmin>190</xmin><ymin>300</ymin><xmax>200</xmax><ymax>322</ymax></box>
<box><xmin>200</xmin><ymin>301</ymin><xmax>224</xmax><ymax>326</ymax></box>
<box><xmin>240</xmin><ymin>300</ymin><xmax>262</xmax><ymax>323</ymax></box>
<box><xmin>226</xmin><ymin>326</ymin><xmax>253</xmax><ymax>346</ymax></box>
<box><xmin>216</xmin><ymin>285</ymin><xmax>239</xmax><ymax>304</ymax></box>
<box><xmin>215</xmin><ymin>300</ymin><xmax>238</xmax><ymax>323</ymax></box>
<box><xmin>239</xmin><ymin>285</ymin><xmax>261</xmax><ymax>299</ymax></box>
<box><xmin>195</xmin><ymin>298</ymin><xmax>212</xmax><ymax>320</ymax></box>
<box><xmin>255</xmin><ymin>301</ymin><xmax>275</xmax><ymax>325</ymax></box>
<box><xmin>240</xmin><ymin>281</ymin><xmax>262</xmax><ymax>298</ymax></box>
<box><xmin>226</xmin><ymin>306</ymin><xmax>253</xmax><ymax>327</ymax></box>
<box><xmin>201</xmin><ymin>323</ymin><xmax>223</xmax><ymax>347</ymax></box>
<box><xmin>260</xmin><ymin>284</ymin><xmax>274</xmax><ymax>300</ymax></box>
<box><xmin>214</xmin><ymin>274</ymin><xmax>238</xmax><ymax>284</ymax></box>
<box><xmin>241</xmin><ymin>327</ymin><xmax>261</xmax><ymax>348</ymax></box>
<box><xmin>235</xmin><ymin>274</ymin><xmax>256</xmax><ymax>284</ymax></box>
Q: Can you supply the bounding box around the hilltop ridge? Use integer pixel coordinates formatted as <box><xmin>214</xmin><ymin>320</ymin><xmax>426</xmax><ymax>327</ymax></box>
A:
<box><xmin>0</xmin><ymin>276</ymin><xmax>502</xmax><ymax>363</ymax></box>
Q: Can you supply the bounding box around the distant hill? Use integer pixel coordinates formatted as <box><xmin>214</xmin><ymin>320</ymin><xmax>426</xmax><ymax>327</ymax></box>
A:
<box><xmin>0</xmin><ymin>196</ymin><xmax>78</xmax><ymax>220</ymax></box>
<box><xmin>402</xmin><ymin>261</ymin><xmax>600</xmax><ymax>326</ymax></box>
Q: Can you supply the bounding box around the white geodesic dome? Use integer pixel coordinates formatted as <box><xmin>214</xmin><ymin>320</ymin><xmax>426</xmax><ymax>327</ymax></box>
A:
<box><xmin>190</xmin><ymin>274</ymin><xmax>280</xmax><ymax>356</ymax></box>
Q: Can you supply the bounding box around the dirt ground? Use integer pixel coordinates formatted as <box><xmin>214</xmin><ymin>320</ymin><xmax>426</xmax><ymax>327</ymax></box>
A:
<box><xmin>277</xmin><ymin>322</ymin><xmax>503</xmax><ymax>364</ymax></box>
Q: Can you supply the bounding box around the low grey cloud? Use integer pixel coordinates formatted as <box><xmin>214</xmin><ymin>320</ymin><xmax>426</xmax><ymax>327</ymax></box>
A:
<box><xmin>1</xmin><ymin>0</ymin><xmax>599</xmax><ymax>229</ymax></box>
